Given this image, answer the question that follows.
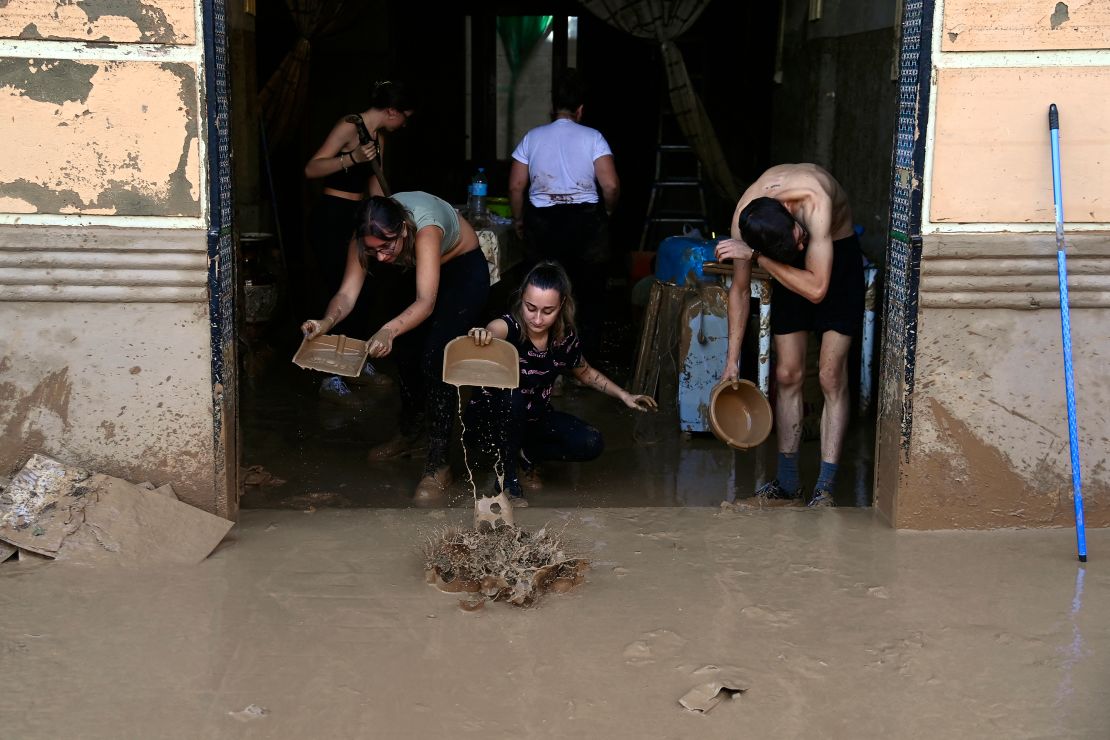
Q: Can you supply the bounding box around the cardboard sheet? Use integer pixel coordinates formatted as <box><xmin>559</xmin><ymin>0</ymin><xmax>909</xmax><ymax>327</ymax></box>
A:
<box><xmin>56</xmin><ymin>474</ymin><xmax>233</xmax><ymax>565</ymax></box>
<box><xmin>678</xmin><ymin>665</ymin><xmax>750</xmax><ymax>714</ymax></box>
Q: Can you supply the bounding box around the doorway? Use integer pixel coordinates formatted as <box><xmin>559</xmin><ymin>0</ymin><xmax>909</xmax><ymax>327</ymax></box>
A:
<box><xmin>227</xmin><ymin>1</ymin><xmax>902</xmax><ymax>511</ymax></box>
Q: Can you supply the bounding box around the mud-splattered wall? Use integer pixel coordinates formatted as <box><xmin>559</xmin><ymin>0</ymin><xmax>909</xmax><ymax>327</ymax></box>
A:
<box><xmin>877</xmin><ymin>0</ymin><xmax>1110</xmax><ymax>529</ymax></box>
<box><xmin>0</xmin><ymin>1</ymin><xmax>223</xmax><ymax>514</ymax></box>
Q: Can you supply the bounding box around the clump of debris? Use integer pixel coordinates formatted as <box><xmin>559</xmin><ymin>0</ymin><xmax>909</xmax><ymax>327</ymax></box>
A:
<box><xmin>423</xmin><ymin>524</ymin><xmax>587</xmax><ymax>606</ymax></box>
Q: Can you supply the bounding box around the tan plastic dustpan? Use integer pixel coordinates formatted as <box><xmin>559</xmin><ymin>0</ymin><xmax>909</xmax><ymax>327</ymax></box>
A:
<box><xmin>292</xmin><ymin>334</ymin><xmax>370</xmax><ymax>378</ymax></box>
<box><xmin>708</xmin><ymin>379</ymin><xmax>773</xmax><ymax>450</ymax></box>
<box><xmin>442</xmin><ymin>336</ymin><xmax>519</xmax><ymax>389</ymax></box>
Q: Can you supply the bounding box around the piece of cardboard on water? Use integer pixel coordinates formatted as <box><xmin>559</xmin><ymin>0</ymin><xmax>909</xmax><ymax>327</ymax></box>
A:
<box><xmin>0</xmin><ymin>453</ymin><xmax>93</xmax><ymax>556</ymax></box>
<box><xmin>55</xmin><ymin>474</ymin><xmax>233</xmax><ymax>565</ymax></box>
<box><xmin>0</xmin><ymin>541</ymin><xmax>16</xmax><ymax>563</ymax></box>
<box><xmin>678</xmin><ymin>665</ymin><xmax>750</xmax><ymax>714</ymax></box>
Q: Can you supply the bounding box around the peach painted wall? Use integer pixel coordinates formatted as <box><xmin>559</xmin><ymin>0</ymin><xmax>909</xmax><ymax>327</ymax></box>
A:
<box><xmin>878</xmin><ymin>0</ymin><xmax>1110</xmax><ymax>529</ymax></box>
<box><xmin>0</xmin><ymin>1</ymin><xmax>226</xmax><ymax>515</ymax></box>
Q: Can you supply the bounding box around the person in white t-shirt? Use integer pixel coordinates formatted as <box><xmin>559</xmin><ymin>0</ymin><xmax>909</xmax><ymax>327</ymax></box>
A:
<box><xmin>508</xmin><ymin>68</ymin><xmax>620</xmax><ymax>367</ymax></box>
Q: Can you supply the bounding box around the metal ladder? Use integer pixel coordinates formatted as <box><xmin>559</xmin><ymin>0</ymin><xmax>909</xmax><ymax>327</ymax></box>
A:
<box><xmin>638</xmin><ymin>113</ymin><xmax>710</xmax><ymax>251</ymax></box>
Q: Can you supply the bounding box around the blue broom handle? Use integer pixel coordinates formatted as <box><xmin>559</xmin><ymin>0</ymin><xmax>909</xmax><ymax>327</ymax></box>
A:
<box><xmin>1058</xmin><ymin>252</ymin><xmax>1087</xmax><ymax>559</ymax></box>
<box><xmin>1050</xmin><ymin>103</ymin><xmax>1087</xmax><ymax>561</ymax></box>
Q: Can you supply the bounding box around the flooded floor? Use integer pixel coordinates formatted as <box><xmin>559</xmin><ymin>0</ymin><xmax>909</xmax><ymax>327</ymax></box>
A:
<box><xmin>239</xmin><ymin>329</ymin><xmax>875</xmax><ymax>510</ymax></box>
<box><xmin>2</xmin><ymin>507</ymin><xmax>1107</xmax><ymax>738</ymax></box>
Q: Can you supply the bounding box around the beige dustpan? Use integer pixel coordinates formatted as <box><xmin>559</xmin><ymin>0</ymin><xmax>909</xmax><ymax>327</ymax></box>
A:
<box><xmin>442</xmin><ymin>336</ymin><xmax>519</xmax><ymax>389</ymax></box>
<box><xmin>292</xmin><ymin>334</ymin><xmax>370</xmax><ymax>378</ymax></box>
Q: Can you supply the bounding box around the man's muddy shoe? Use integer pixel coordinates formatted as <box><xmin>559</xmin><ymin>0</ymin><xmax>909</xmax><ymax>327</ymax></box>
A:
<box><xmin>518</xmin><ymin>451</ymin><xmax>542</xmax><ymax>490</ymax></box>
<box><xmin>508</xmin><ymin>492</ymin><xmax>529</xmax><ymax>508</ymax></box>
<box><xmin>413</xmin><ymin>466</ymin><xmax>453</xmax><ymax>507</ymax></box>
<box><xmin>367</xmin><ymin>432</ymin><xmax>426</xmax><ymax>461</ymax></box>
<box><xmin>807</xmin><ymin>487</ymin><xmax>835</xmax><ymax>508</ymax></box>
<box><xmin>348</xmin><ymin>360</ymin><xmax>394</xmax><ymax>389</ymax></box>
<box><xmin>756</xmin><ymin>479</ymin><xmax>803</xmax><ymax>502</ymax></box>
<box><xmin>319</xmin><ymin>376</ymin><xmax>361</xmax><ymax>408</ymax></box>
<box><xmin>520</xmin><ymin>467</ymin><xmax>543</xmax><ymax>491</ymax></box>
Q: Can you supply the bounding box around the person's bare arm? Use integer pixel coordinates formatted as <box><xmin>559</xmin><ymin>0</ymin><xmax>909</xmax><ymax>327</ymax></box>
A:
<box><xmin>723</xmin><ymin>258</ymin><xmax>752</xmax><ymax>382</ymax></box>
<box><xmin>723</xmin><ymin>180</ymin><xmax>835</xmax><ymax>304</ymax></box>
<box><xmin>594</xmin><ymin>155</ymin><xmax>620</xmax><ymax>215</ymax></box>
<box><xmin>509</xmin><ymin>160</ymin><xmax>529</xmax><ymax>237</ymax></box>
<box><xmin>757</xmin><ymin>202</ymin><xmax>834</xmax><ymax>303</ymax></box>
<box><xmin>572</xmin><ymin>358</ymin><xmax>657</xmax><ymax>411</ymax></box>
<box><xmin>301</xmin><ymin>238</ymin><xmax>368</xmax><ymax>338</ymax></box>
<box><xmin>368</xmin><ymin>228</ymin><xmax>442</xmax><ymax>357</ymax></box>
<box><xmin>304</xmin><ymin>119</ymin><xmax>378</xmax><ymax>180</ymax></box>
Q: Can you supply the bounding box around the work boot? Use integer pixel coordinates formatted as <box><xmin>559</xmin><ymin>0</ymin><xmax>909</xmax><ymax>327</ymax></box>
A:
<box><xmin>755</xmin><ymin>479</ymin><xmax>803</xmax><ymax>502</ymax></box>
<box><xmin>520</xmin><ymin>468</ymin><xmax>543</xmax><ymax>491</ymax></box>
<box><xmin>518</xmin><ymin>451</ymin><xmax>542</xmax><ymax>490</ymax></box>
<box><xmin>368</xmin><ymin>431</ymin><xmax>426</xmax><ymax>461</ymax></box>
<box><xmin>348</xmin><ymin>360</ymin><xmax>395</xmax><ymax>390</ymax></box>
<box><xmin>413</xmin><ymin>466</ymin><xmax>453</xmax><ymax>508</ymax></box>
<box><xmin>807</xmin><ymin>486</ymin><xmax>835</xmax><ymax>508</ymax></box>
<box><xmin>318</xmin><ymin>376</ymin><xmax>361</xmax><ymax>408</ymax></box>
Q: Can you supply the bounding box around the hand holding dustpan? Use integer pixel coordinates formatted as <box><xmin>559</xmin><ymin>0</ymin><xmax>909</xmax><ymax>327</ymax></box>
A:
<box><xmin>442</xmin><ymin>333</ymin><xmax>519</xmax><ymax>389</ymax></box>
<box><xmin>292</xmin><ymin>333</ymin><xmax>370</xmax><ymax>378</ymax></box>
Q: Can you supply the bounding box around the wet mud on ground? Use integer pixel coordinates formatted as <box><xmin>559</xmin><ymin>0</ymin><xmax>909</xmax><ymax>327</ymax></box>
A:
<box><xmin>239</xmin><ymin>343</ymin><xmax>875</xmax><ymax>510</ymax></box>
<box><xmin>2</xmin><ymin>508</ymin><xmax>1108</xmax><ymax>738</ymax></box>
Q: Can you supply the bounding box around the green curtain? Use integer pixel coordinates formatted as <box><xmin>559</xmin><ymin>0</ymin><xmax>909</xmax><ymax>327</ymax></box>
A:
<box><xmin>497</xmin><ymin>16</ymin><xmax>553</xmax><ymax>157</ymax></box>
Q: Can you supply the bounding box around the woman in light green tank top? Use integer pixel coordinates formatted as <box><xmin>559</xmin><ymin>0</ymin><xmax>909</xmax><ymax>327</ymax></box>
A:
<box><xmin>301</xmin><ymin>192</ymin><xmax>489</xmax><ymax>505</ymax></box>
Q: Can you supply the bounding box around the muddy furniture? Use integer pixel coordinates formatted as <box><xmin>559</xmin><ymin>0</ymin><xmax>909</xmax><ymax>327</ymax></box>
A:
<box><xmin>474</xmin><ymin>221</ymin><xmax>522</xmax><ymax>286</ymax></box>
<box><xmin>630</xmin><ymin>274</ymin><xmax>771</xmax><ymax>435</ymax></box>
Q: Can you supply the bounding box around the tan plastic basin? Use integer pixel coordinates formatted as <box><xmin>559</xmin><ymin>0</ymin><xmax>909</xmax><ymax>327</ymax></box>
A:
<box><xmin>708</xmin><ymin>379</ymin><xmax>773</xmax><ymax>450</ymax></box>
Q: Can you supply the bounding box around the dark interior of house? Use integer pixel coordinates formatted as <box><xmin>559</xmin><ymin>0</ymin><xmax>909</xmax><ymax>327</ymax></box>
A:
<box><xmin>234</xmin><ymin>1</ymin><xmax>896</xmax><ymax>510</ymax></box>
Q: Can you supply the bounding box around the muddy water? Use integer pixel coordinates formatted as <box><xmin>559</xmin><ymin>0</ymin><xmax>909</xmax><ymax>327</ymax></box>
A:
<box><xmin>2</xmin><ymin>508</ymin><xmax>1108</xmax><ymax>738</ymax></box>
<box><xmin>443</xmin><ymin>359</ymin><xmax>516</xmax><ymax>389</ymax></box>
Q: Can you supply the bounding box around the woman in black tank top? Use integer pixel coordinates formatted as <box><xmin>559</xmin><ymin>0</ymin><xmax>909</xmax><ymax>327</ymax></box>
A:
<box><xmin>302</xmin><ymin>81</ymin><xmax>416</xmax><ymax>404</ymax></box>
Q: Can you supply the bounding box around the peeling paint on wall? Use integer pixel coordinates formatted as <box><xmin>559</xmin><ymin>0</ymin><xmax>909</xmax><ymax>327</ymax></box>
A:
<box><xmin>0</xmin><ymin>59</ymin><xmax>200</xmax><ymax>217</ymax></box>
<box><xmin>942</xmin><ymin>0</ymin><xmax>1110</xmax><ymax>51</ymax></box>
<box><xmin>1050</xmin><ymin>2</ymin><xmax>1072</xmax><ymax>30</ymax></box>
<box><xmin>0</xmin><ymin>0</ymin><xmax>194</xmax><ymax>45</ymax></box>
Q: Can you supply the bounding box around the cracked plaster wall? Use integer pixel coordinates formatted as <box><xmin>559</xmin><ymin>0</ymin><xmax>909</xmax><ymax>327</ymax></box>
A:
<box><xmin>0</xmin><ymin>58</ymin><xmax>200</xmax><ymax>217</ymax></box>
<box><xmin>0</xmin><ymin>0</ymin><xmax>195</xmax><ymax>44</ymax></box>
<box><xmin>0</xmin><ymin>1</ymin><xmax>223</xmax><ymax>515</ymax></box>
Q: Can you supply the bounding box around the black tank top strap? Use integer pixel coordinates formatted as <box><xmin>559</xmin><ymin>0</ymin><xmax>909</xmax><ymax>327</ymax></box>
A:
<box><xmin>322</xmin><ymin>114</ymin><xmax>376</xmax><ymax>194</ymax></box>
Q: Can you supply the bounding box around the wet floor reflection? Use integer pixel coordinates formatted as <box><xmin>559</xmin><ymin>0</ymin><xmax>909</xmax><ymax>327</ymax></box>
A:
<box><xmin>241</xmin><ymin>350</ymin><xmax>876</xmax><ymax>510</ymax></box>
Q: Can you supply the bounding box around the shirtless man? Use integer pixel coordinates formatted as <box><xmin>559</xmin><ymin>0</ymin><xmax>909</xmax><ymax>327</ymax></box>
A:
<box><xmin>714</xmin><ymin>164</ymin><xmax>863</xmax><ymax>507</ymax></box>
